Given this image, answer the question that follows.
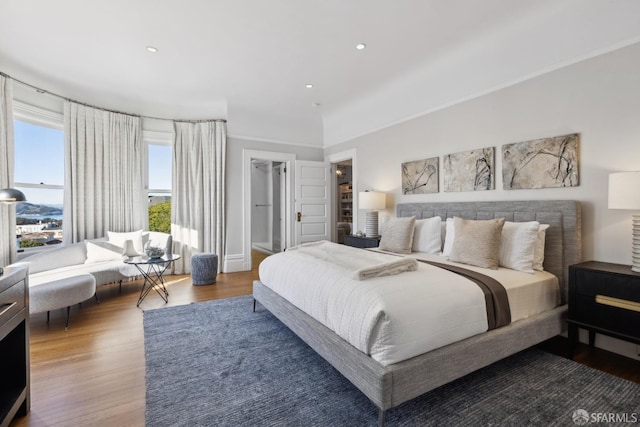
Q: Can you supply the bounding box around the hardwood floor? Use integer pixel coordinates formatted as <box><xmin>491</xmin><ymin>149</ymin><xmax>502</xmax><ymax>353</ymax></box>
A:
<box><xmin>536</xmin><ymin>336</ymin><xmax>640</xmax><ymax>383</ymax></box>
<box><xmin>11</xmin><ymin>249</ymin><xmax>639</xmax><ymax>426</ymax></box>
<box><xmin>12</xmin><ymin>251</ymin><xmax>267</xmax><ymax>427</ymax></box>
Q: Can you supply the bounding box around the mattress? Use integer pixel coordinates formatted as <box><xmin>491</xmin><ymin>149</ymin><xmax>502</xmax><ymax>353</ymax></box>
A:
<box><xmin>400</xmin><ymin>252</ymin><xmax>560</xmax><ymax>323</ymax></box>
<box><xmin>258</xmin><ymin>241</ymin><xmax>559</xmax><ymax>366</ymax></box>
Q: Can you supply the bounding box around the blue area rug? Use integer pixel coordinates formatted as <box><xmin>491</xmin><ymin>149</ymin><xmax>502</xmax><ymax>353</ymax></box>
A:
<box><xmin>144</xmin><ymin>296</ymin><xmax>640</xmax><ymax>426</ymax></box>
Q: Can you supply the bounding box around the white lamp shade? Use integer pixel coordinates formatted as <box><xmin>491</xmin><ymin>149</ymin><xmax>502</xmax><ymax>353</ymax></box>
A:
<box><xmin>608</xmin><ymin>172</ymin><xmax>640</xmax><ymax>210</ymax></box>
<box><xmin>359</xmin><ymin>191</ymin><xmax>385</xmax><ymax>210</ymax></box>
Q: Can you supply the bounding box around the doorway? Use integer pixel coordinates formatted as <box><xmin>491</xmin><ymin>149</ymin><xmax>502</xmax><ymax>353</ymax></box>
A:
<box><xmin>251</xmin><ymin>160</ymin><xmax>285</xmax><ymax>254</ymax></box>
<box><xmin>327</xmin><ymin>149</ymin><xmax>358</xmax><ymax>243</ymax></box>
<box><xmin>335</xmin><ymin>160</ymin><xmax>353</xmax><ymax>243</ymax></box>
<box><xmin>243</xmin><ymin>149</ymin><xmax>295</xmax><ymax>270</ymax></box>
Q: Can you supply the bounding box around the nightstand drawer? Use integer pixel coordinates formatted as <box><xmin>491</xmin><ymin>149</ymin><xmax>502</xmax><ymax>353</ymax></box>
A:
<box><xmin>572</xmin><ymin>269</ymin><xmax>640</xmax><ymax>302</ymax></box>
<box><xmin>573</xmin><ymin>294</ymin><xmax>640</xmax><ymax>339</ymax></box>
<box><xmin>0</xmin><ymin>279</ymin><xmax>25</xmax><ymax>325</ymax></box>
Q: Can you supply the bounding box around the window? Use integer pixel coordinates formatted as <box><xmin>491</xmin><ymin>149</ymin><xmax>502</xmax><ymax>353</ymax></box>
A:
<box><xmin>13</xmin><ymin>114</ymin><xmax>65</xmax><ymax>250</ymax></box>
<box><xmin>147</xmin><ymin>142</ymin><xmax>172</xmax><ymax>233</ymax></box>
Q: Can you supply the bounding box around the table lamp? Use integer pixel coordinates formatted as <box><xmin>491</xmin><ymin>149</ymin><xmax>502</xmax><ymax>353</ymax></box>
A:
<box><xmin>608</xmin><ymin>171</ymin><xmax>640</xmax><ymax>272</ymax></box>
<box><xmin>0</xmin><ymin>188</ymin><xmax>27</xmax><ymax>276</ymax></box>
<box><xmin>359</xmin><ymin>191</ymin><xmax>385</xmax><ymax>238</ymax></box>
<box><xmin>0</xmin><ymin>188</ymin><xmax>27</xmax><ymax>203</ymax></box>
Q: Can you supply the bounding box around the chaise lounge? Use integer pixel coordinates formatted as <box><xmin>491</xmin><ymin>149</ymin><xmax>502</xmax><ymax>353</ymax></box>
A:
<box><xmin>12</xmin><ymin>231</ymin><xmax>172</xmax><ymax>326</ymax></box>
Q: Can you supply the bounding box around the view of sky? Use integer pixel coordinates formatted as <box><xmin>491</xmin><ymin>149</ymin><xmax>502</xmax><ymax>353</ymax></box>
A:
<box><xmin>13</xmin><ymin>120</ymin><xmax>171</xmax><ymax>206</ymax></box>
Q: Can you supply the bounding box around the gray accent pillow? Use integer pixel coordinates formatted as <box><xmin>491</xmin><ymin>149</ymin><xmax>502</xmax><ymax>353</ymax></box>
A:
<box><xmin>449</xmin><ymin>217</ymin><xmax>505</xmax><ymax>269</ymax></box>
<box><xmin>379</xmin><ymin>216</ymin><xmax>416</xmax><ymax>254</ymax></box>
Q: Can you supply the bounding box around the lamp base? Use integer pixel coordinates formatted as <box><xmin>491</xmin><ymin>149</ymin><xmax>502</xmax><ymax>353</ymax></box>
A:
<box><xmin>365</xmin><ymin>211</ymin><xmax>379</xmax><ymax>238</ymax></box>
<box><xmin>632</xmin><ymin>214</ymin><xmax>640</xmax><ymax>273</ymax></box>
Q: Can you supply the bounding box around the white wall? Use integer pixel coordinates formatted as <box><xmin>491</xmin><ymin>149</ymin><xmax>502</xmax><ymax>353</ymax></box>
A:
<box><xmin>326</xmin><ymin>41</ymin><xmax>640</xmax><ymax>360</ymax></box>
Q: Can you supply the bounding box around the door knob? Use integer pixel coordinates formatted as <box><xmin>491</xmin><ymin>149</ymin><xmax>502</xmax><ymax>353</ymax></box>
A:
<box><xmin>297</xmin><ymin>212</ymin><xmax>302</xmax><ymax>222</ymax></box>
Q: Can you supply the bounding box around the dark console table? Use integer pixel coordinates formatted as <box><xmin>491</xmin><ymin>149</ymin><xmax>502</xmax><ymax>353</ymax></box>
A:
<box><xmin>0</xmin><ymin>265</ymin><xmax>30</xmax><ymax>427</ymax></box>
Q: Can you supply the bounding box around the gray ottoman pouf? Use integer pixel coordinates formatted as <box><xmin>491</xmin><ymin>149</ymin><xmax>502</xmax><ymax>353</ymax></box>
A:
<box><xmin>191</xmin><ymin>253</ymin><xmax>218</xmax><ymax>285</ymax></box>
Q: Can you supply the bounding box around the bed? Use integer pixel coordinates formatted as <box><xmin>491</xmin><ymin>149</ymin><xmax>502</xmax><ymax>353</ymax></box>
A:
<box><xmin>252</xmin><ymin>200</ymin><xmax>582</xmax><ymax>426</ymax></box>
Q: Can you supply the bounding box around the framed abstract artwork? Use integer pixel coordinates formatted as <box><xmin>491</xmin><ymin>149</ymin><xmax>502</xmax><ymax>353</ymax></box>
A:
<box><xmin>502</xmin><ymin>133</ymin><xmax>579</xmax><ymax>189</ymax></box>
<box><xmin>443</xmin><ymin>147</ymin><xmax>495</xmax><ymax>192</ymax></box>
<box><xmin>402</xmin><ymin>157</ymin><xmax>439</xmax><ymax>194</ymax></box>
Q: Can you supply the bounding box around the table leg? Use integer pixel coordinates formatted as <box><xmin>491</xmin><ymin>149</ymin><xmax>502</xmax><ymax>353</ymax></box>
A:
<box><xmin>567</xmin><ymin>323</ymin><xmax>578</xmax><ymax>360</ymax></box>
<box><xmin>136</xmin><ymin>262</ymin><xmax>171</xmax><ymax>306</ymax></box>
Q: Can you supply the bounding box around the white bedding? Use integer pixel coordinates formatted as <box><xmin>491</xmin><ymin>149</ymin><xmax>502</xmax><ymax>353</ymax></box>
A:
<box><xmin>397</xmin><ymin>251</ymin><xmax>560</xmax><ymax>322</ymax></box>
<box><xmin>258</xmin><ymin>241</ymin><xmax>559</xmax><ymax>366</ymax></box>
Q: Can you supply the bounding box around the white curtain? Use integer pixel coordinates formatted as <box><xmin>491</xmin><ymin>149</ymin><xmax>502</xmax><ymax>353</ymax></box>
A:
<box><xmin>0</xmin><ymin>75</ymin><xmax>16</xmax><ymax>266</ymax></box>
<box><xmin>63</xmin><ymin>101</ymin><xmax>147</xmax><ymax>243</ymax></box>
<box><xmin>171</xmin><ymin>121</ymin><xmax>226</xmax><ymax>273</ymax></box>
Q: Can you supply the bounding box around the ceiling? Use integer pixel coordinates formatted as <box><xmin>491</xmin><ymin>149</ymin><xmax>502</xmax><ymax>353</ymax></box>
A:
<box><xmin>1</xmin><ymin>0</ymin><xmax>640</xmax><ymax>147</ymax></box>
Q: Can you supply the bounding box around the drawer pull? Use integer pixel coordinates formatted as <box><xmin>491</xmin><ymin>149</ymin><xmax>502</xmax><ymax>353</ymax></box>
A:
<box><xmin>0</xmin><ymin>301</ymin><xmax>17</xmax><ymax>317</ymax></box>
<box><xmin>595</xmin><ymin>294</ymin><xmax>640</xmax><ymax>313</ymax></box>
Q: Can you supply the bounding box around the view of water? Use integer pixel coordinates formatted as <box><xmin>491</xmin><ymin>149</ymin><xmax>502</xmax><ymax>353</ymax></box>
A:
<box><xmin>17</xmin><ymin>214</ymin><xmax>63</xmax><ymax>221</ymax></box>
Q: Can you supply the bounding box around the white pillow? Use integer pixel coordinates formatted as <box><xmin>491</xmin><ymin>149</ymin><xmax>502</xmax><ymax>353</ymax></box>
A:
<box><xmin>533</xmin><ymin>224</ymin><xmax>550</xmax><ymax>271</ymax></box>
<box><xmin>442</xmin><ymin>218</ymin><xmax>455</xmax><ymax>256</ymax></box>
<box><xmin>499</xmin><ymin>221</ymin><xmax>540</xmax><ymax>273</ymax></box>
<box><xmin>412</xmin><ymin>216</ymin><xmax>442</xmax><ymax>253</ymax></box>
<box><xmin>108</xmin><ymin>230</ymin><xmax>143</xmax><ymax>255</ymax></box>
<box><xmin>85</xmin><ymin>240</ymin><xmax>124</xmax><ymax>264</ymax></box>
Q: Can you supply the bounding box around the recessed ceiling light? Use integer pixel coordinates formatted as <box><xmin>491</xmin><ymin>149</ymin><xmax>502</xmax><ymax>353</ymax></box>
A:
<box><xmin>305</xmin><ymin>84</ymin><xmax>313</xmax><ymax>89</ymax></box>
<box><xmin>355</xmin><ymin>43</ymin><xmax>367</xmax><ymax>50</ymax></box>
<box><xmin>146</xmin><ymin>46</ymin><xmax>158</xmax><ymax>53</ymax></box>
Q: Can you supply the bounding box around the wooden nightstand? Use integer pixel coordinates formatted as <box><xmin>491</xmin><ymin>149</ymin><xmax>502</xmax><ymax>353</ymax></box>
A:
<box><xmin>343</xmin><ymin>235</ymin><xmax>380</xmax><ymax>249</ymax></box>
<box><xmin>567</xmin><ymin>261</ymin><xmax>640</xmax><ymax>359</ymax></box>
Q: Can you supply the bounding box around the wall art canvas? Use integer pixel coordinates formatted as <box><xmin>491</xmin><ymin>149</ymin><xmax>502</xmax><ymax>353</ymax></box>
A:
<box><xmin>502</xmin><ymin>133</ymin><xmax>579</xmax><ymax>190</ymax></box>
<box><xmin>443</xmin><ymin>147</ymin><xmax>495</xmax><ymax>192</ymax></box>
<box><xmin>402</xmin><ymin>157</ymin><xmax>439</xmax><ymax>194</ymax></box>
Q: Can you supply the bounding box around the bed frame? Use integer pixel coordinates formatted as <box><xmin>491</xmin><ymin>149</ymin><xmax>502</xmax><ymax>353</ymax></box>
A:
<box><xmin>253</xmin><ymin>200</ymin><xmax>582</xmax><ymax>426</ymax></box>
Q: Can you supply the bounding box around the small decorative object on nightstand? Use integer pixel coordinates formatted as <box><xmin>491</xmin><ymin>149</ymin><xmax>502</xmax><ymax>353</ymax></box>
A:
<box><xmin>344</xmin><ymin>235</ymin><xmax>380</xmax><ymax>249</ymax></box>
<box><xmin>567</xmin><ymin>261</ymin><xmax>640</xmax><ymax>359</ymax></box>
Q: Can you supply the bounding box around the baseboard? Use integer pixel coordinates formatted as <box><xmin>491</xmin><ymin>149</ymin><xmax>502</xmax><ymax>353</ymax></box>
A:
<box><xmin>223</xmin><ymin>253</ymin><xmax>250</xmax><ymax>273</ymax></box>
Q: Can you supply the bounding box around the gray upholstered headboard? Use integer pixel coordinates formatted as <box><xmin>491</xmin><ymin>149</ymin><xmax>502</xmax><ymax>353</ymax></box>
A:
<box><xmin>397</xmin><ymin>200</ymin><xmax>582</xmax><ymax>305</ymax></box>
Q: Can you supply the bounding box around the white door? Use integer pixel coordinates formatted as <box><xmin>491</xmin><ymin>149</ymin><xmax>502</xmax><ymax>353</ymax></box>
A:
<box><xmin>295</xmin><ymin>160</ymin><xmax>331</xmax><ymax>245</ymax></box>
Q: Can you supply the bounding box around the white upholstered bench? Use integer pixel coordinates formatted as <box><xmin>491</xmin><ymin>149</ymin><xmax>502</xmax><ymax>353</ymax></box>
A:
<box><xmin>29</xmin><ymin>273</ymin><xmax>97</xmax><ymax>330</ymax></box>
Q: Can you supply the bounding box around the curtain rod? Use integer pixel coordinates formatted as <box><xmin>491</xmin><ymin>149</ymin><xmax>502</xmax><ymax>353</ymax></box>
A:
<box><xmin>0</xmin><ymin>70</ymin><xmax>226</xmax><ymax>123</ymax></box>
